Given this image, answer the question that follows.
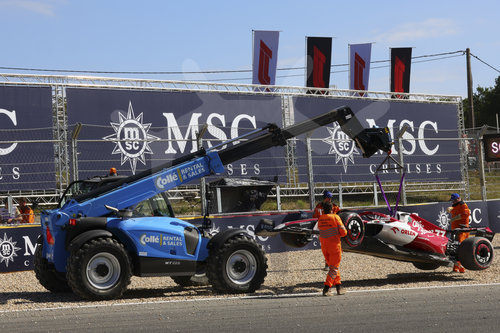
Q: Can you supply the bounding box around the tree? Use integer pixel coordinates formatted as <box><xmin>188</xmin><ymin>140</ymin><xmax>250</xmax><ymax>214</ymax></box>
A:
<box><xmin>463</xmin><ymin>76</ymin><xmax>500</xmax><ymax>128</ymax></box>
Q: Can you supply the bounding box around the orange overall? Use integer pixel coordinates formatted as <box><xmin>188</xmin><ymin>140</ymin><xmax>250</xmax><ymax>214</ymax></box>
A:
<box><xmin>450</xmin><ymin>201</ymin><xmax>470</xmax><ymax>272</ymax></box>
<box><xmin>318</xmin><ymin>213</ymin><xmax>347</xmax><ymax>287</ymax></box>
<box><xmin>19</xmin><ymin>206</ymin><xmax>34</xmax><ymax>223</ymax></box>
<box><xmin>313</xmin><ymin>202</ymin><xmax>339</xmax><ymax>218</ymax></box>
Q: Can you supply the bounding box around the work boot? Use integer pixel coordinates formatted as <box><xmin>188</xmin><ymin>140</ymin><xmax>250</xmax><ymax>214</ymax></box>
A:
<box><xmin>335</xmin><ymin>284</ymin><xmax>346</xmax><ymax>295</ymax></box>
<box><xmin>453</xmin><ymin>263</ymin><xmax>466</xmax><ymax>273</ymax></box>
<box><xmin>322</xmin><ymin>285</ymin><xmax>331</xmax><ymax>296</ymax></box>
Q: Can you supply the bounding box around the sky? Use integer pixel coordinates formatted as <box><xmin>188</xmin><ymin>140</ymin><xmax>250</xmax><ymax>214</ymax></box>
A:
<box><xmin>0</xmin><ymin>0</ymin><xmax>499</xmax><ymax>98</ymax></box>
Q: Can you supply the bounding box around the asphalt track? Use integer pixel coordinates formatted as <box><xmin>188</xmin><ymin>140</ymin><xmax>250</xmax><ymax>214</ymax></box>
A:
<box><xmin>1</xmin><ymin>283</ymin><xmax>499</xmax><ymax>332</ymax></box>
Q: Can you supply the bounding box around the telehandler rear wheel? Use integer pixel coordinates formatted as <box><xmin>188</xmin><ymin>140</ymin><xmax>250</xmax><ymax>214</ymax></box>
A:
<box><xmin>67</xmin><ymin>237</ymin><xmax>132</xmax><ymax>300</ymax></box>
<box><xmin>34</xmin><ymin>239</ymin><xmax>71</xmax><ymax>293</ymax></box>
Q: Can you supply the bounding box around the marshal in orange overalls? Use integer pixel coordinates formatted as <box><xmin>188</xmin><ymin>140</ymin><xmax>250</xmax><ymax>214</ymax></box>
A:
<box><xmin>313</xmin><ymin>201</ymin><xmax>340</xmax><ymax>218</ymax></box>
<box><xmin>449</xmin><ymin>198</ymin><xmax>470</xmax><ymax>272</ymax></box>
<box><xmin>318</xmin><ymin>213</ymin><xmax>347</xmax><ymax>287</ymax></box>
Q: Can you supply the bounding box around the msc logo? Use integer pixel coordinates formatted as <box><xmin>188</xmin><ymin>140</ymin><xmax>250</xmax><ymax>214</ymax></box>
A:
<box><xmin>0</xmin><ymin>233</ymin><xmax>21</xmax><ymax>268</ymax></box>
<box><xmin>103</xmin><ymin>101</ymin><xmax>160</xmax><ymax>174</ymax></box>
<box><xmin>321</xmin><ymin>123</ymin><xmax>360</xmax><ymax>172</ymax></box>
<box><xmin>436</xmin><ymin>207</ymin><xmax>450</xmax><ymax>229</ymax></box>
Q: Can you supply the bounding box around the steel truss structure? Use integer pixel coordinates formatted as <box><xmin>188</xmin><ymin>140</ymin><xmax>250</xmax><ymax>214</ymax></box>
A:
<box><xmin>0</xmin><ymin>73</ymin><xmax>466</xmax><ymax>209</ymax></box>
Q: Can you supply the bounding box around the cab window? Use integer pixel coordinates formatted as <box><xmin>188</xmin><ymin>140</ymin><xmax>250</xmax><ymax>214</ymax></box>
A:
<box><xmin>131</xmin><ymin>193</ymin><xmax>173</xmax><ymax>217</ymax></box>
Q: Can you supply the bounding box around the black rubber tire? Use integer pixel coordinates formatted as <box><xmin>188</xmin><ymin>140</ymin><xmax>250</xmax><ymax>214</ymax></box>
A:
<box><xmin>66</xmin><ymin>237</ymin><xmax>132</xmax><ymax>300</ymax></box>
<box><xmin>338</xmin><ymin>211</ymin><xmax>365</xmax><ymax>248</ymax></box>
<box><xmin>34</xmin><ymin>241</ymin><xmax>71</xmax><ymax>293</ymax></box>
<box><xmin>172</xmin><ymin>273</ymin><xmax>209</xmax><ymax>287</ymax></box>
<box><xmin>458</xmin><ymin>237</ymin><xmax>494</xmax><ymax>270</ymax></box>
<box><xmin>206</xmin><ymin>234</ymin><xmax>267</xmax><ymax>294</ymax></box>
<box><xmin>412</xmin><ymin>262</ymin><xmax>442</xmax><ymax>270</ymax></box>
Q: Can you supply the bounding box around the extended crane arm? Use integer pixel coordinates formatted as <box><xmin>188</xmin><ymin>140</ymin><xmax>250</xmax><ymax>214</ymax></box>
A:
<box><xmin>63</xmin><ymin>106</ymin><xmax>391</xmax><ymax>218</ymax></box>
<box><xmin>218</xmin><ymin>105</ymin><xmax>391</xmax><ymax>163</ymax></box>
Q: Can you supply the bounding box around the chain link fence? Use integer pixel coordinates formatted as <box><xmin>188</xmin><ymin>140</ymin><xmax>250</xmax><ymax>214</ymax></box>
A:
<box><xmin>0</xmin><ymin>75</ymin><xmax>487</xmax><ymax>218</ymax></box>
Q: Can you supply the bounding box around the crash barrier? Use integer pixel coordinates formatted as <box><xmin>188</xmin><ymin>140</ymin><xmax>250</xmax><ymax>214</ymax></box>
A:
<box><xmin>1</xmin><ymin>199</ymin><xmax>498</xmax><ymax>273</ymax></box>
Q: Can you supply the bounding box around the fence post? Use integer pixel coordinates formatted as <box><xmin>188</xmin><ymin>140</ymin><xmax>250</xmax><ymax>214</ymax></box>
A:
<box><xmin>338</xmin><ymin>183</ymin><xmax>343</xmax><ymax>207</ymax></box>
<box><xmin>373</xmin><ymin>182</ymin><xmax>378</xmax><ymax>206</ymax></box>
<box><xmin>306</xmin><ymin>135</ymin><xmax>315</xmax><ymax>210</ymax></box>
<box><xmin>196</xmin><ymin>127</ymin><xmax>207</xmax><ymax>215</ymax></box>
<box><xmin>276</xmin><ymin>185</ymin><xmax>282</xmax><ymax>211</ymax></box>
<box><xmin>71</xmin><ymin>123</ymin><xmax>82</xmax><ymax>182</ymax></box>
<box><xmin>478</xmin><ymin>126</ymin><xmax>488</xmax><ymax>201</ymax></box>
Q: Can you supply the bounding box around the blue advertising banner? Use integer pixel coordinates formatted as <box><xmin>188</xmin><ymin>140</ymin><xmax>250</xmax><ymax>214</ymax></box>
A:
<box><xmin>349</xmin><ymin>43</ymin><xmax>372</xmax><ymax>94</ymax></box>
<box><xmin>252</xmin><ymin>30</ymin><xmax>280</xmax><ymax>86</ymax></box>
<box><xmin>0</xmin><ymin>86</ymin><xmax>55</xmax><ymax>191</ymax></box>
<box><xmin>0</xmin><ymin>225</ymin><xmax>40</xmax><ymax>273</ymax></box>
<box><xmin>292</xmin><ymin>97</ymin><xmax>461</xmax><ymax>182</ymax></box>
<box><xmin>1</xmin><ymin>199</ymin><xmax>499</xmax><ymax>273</ymax></box>
<box><xmin>66</xmin><ymin>89</ymin><xmax>285</xmax><ymax>182</ymax></box>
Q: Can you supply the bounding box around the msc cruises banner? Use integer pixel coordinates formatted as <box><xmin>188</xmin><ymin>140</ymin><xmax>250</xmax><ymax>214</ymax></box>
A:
<box><xmin>252</xmin><ymin>30</ymin><xmax>280</xmax><ymax>87</ymax></box>
<box><xmin>0</xmin><ymin>86</ymin><xmax>55</xmax><ymax>191</ymax></box>
<box><xmin>66</xmin><ymin>88</ymin><xmax>285</xmax><ymax>182</ymax></box>
<box><xmin>292</xmin><ymin>97</ymin><xmax>461</xmax><ymax>183</ymax></box>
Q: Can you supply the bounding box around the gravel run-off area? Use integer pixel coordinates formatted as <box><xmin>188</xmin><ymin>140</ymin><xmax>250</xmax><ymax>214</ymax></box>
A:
<box><xmin>1</xmin><ymin>237</ymin><xmax>499</xmax><ymax>312</ymax></box>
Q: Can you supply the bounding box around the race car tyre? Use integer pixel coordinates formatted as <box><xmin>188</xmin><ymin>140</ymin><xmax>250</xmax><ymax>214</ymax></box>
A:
<box><xmin>280</xmin><ymin>232</ymin><xmax>310</xmax><ymax>248</ymax></box>
<box><xmin>34</xmin><ymin>240</ymin><xmax>71</xmax><ymax>293</ymax></box>
<box><xmin>338</xmin><ymin>211</ymin><xmax>365</xmax><ymax>248</ymax></box>
<box><xmin>206</xmin><ymin>234</ymin><xmax>267</xmax><ymax>294</ymax></box>
<box><xmin>458</xmin><ymin>237</ymin><xmax>494</xmax><ymax>270</ymax></box>
<box><xmin>412</xmin><ymin>262</ymin><xmax>442</xmax><ymax>270</ymax></box>
<box><xmin>67</xmin><ymin>237</ymin><xmax>132</xmax><ymax>300</ymax></box>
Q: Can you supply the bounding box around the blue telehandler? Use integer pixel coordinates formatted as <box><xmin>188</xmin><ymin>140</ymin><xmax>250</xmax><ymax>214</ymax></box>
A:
<box><xmin>34</xmin><ymin>106</ymin><xmax>392</xmax><ymax>300</ymax></box>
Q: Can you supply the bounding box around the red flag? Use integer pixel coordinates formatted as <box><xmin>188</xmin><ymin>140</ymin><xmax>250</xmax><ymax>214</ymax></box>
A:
<box><xmin>390</xmin><ymin>48</ymin><xmax>412</xmax><ymax>98</ymax></box>
<box><xmin>306</xmin><ymin>37</ymin><xmax>332</xmax><ymax>92</ymax></box>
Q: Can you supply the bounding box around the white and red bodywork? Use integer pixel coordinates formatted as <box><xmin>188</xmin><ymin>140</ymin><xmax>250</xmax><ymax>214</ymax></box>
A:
<box><xmin>359</xmin><ymin>211</ymin><xmax>449</xmax><ymax>255</ymax></box>
<box><xmin>256</xmin><ymin>208</ymin><xmax>495</xmax><ymax>269</ymax></box>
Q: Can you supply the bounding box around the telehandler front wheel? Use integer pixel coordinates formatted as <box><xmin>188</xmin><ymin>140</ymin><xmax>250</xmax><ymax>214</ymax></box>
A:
<box><xmin>207</xmin><ymin>234</ymin><xmax>267</xmax><ymax>294</ymax></box>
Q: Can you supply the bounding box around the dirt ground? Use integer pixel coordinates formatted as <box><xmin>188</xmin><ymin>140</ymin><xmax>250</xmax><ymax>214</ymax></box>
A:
<box><xmin>1</xmin><ymin>237</ymin><xmax>498</xmax><ymax>311</ymax></box>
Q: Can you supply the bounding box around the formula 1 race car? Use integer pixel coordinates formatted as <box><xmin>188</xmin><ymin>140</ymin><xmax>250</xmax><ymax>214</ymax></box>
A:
<box><xmin>256</xmin><ymin>209</ymin><xmax>495</xmax><ymax>271</ymax></box>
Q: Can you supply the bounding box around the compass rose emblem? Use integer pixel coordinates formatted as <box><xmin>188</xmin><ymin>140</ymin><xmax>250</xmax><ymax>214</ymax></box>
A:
<box><xmin>103</xmin><ymin>101</ymin><xmax>160</xmax><ymax>174</ymax></box>
<box><xmin>321</xmin><ymin>123</ymin><xmax>360</xmax><ymax>172</ymax></box>
<box><xmin>436</xmin><ymin>207</ymin><xmax>450</xmax><ymax>229</ymax></box>
<box><xmin>0</xmin><ymin>233</ymin><xmax>21</xmax><ymax>268</ymax></box>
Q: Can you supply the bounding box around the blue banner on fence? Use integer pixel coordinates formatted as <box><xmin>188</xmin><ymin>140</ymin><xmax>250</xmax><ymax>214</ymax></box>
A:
<box><xmin>2</xmin><ymin>200</ymin><xmax>498</xmax><ymax>273</ymax></box>
<box><xmin>292</xmin><ymin>97</ymin><xmax>461</xmax><ymax>183</ymax></box>
<box><xmin>0</xmin><ymin>225</ymin><xmax>40</xmax><ymax>273</ymax></box>
<box><xmin>66</xmin><ymin>89</ymin><xmax>285</xmax><ymax>182</ymax></box>
<box><xmin>0</xmin><ymin>86</ymin><xmax>55</xmax><ymax>191</ymax></box>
